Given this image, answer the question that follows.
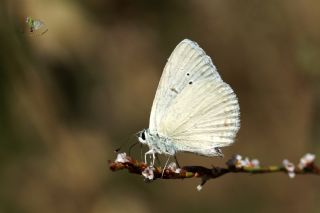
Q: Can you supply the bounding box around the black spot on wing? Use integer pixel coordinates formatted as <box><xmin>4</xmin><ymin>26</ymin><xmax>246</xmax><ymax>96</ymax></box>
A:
<box><xmin>171</xmin><ymin>88</ymin><xmax>179</xmax><ymax>94</ymax></box>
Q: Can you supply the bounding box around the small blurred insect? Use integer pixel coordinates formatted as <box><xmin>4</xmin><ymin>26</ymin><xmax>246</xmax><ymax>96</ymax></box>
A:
<box><xmin>25</xmin><ymin>16</ymin><xmax>48</xmax><ymax>36</ymax></box>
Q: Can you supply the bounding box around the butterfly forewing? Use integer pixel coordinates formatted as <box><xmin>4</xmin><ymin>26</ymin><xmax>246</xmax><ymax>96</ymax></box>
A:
<box><xmin>149</xmin><ymin>39</ymin><xmax>221</xmax><ymax>133</ymax></box>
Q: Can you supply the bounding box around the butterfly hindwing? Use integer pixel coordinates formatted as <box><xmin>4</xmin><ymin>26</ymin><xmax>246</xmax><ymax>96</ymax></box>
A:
<box><xmin>159</xmin><ymin>78</ymin><xmax>240</xmax><ymax>156</ymax></box>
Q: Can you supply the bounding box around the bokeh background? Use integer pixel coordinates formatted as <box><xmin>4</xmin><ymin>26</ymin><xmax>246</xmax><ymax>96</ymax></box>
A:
<box><xmin>1</xmin><ymin>0</ymin><xmax>320</xmax><ymax>212</ymax></box>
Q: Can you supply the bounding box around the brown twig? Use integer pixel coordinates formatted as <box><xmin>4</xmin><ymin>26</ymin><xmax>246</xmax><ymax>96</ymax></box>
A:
<box><xmin>109</xmin><ymin>153</ymin><xmax>319</xmax><ymax>190</ymax></box>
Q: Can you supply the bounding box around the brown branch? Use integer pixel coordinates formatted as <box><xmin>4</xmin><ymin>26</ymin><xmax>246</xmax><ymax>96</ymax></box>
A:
<box><xmin>109</xmin><ymin>153</ymin><xmax>320</xmax><ymax>190</ymax></box>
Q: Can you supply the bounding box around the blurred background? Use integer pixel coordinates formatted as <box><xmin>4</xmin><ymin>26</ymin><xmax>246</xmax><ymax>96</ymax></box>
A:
<box><xmin>1</xmin><ymin>0</ymin><xmax>320</xmax><ymax>212</ymax></box>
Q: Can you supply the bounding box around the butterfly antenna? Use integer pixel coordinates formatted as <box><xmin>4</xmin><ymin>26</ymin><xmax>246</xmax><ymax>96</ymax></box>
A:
<box><xmin>140</xmin><ymin>144</ymin><xmax>143</xmax><ymax>162</ymax></box>
<box><xmin>114</xmin><ymin>134</ymin><xmax>136</xmax><ymax>153</ymax></box>
<box><xmin>128</xmin><ymin>142</ymin><xmax>138</xmax><ymax>156</ymax></box>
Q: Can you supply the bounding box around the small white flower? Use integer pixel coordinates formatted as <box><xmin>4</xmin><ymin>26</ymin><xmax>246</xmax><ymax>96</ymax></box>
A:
<box><xmin>235</xmin><ymin>154</ymin><xmax>242</xmax><ymax>161</ymax></box>
<box><xmin>227</xmin><ymin>154</ymin><xmax>243</xmax><ymax>168</ymax></box>
<box><xmin>167</xmin><ymin>162</ymin><xmax>177</xmax><ymax>170</ymax></box>
<box><xmin>142</xmin><ymin>166</ymin><xmax>155</xmax><ymax>180</ymax></box>
<box><xmin>251</xmin><ymin>159</ymin><xmax>260</xmax><ymax>168</ymax></box>
<box><xmin>288</xmin><ymin>172</ymin><xmax>295</xmax><ymax>178</ymax></box>
<box><xmin>242</xmin><ymin>157</ymin><xmax>251</xmax><ymax>167</ymax></box>
<box><xmin>298</xmin><ymin>153</ymin><xmax>316</xmax><ymax>170</ymax></box>
<box><xmin>196</xmin><ymin>185</ymin><xmax>203</xmax><ymax>191</ymax></box>
<box><xmin>167</xmin><ymin>162</ymin><xmax>181</xmax><ymax>174</ymax></box>
<box><xmin>227</xmin><ymin>155</ymin><xmax>260</xmax><ymax>169</ymax></box>
<box><xmin>282</xmin><ymin>159</ymin><xmax>295</xmax><ymax>178</ymax></box>
<box><xmin>175</xmin><ymin>168</ymin><xmax>182</xmax><ymax>174</ymax></box>
<box><xmin>115</xmin><ymin>152</ymin><xmax>130</xmax><ymax>163</ymax></box>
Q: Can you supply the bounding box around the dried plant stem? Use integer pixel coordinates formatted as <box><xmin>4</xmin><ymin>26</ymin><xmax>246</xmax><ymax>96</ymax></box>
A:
<box><xmin>109</xmin><ymin>156</ymin><xmax>320</xmax><ymax>184</ymax></box>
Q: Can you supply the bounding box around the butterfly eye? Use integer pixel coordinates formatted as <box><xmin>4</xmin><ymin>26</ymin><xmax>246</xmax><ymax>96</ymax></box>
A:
<box><xmin>141</xmin><ymin>131</ymin><xmax>146</xmax><ymax>140</ymax></box>
<box><xmin>138</xmin><ymin>130</ymin><xmax>147</xmax><ymax>144</ymax></box>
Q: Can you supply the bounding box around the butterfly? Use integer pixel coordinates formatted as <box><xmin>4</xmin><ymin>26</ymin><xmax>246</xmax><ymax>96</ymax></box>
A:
<box><xmin>25</xmin><ymin>16</ymin><xmax>48</xmax><ymax>36</ymax></box>
<box><xmin>137</xmin><ymin>39</ymin><xmax>240</xmax><ymax>166</ymax></box>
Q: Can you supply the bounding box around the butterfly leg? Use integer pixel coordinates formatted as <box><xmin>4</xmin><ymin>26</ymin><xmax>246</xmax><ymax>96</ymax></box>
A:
<box><xmin>144</xmin><ymin>149</ymin><xmax>156</xmax><ymax>166</ymax></box>
<box><xmin>215</xmin><ymin>147</ymin><xmax>224</xmax><ymax>157</ymax></box>
<box><xmin>41</xmin><ymin>28</ymin><xmax>48</xmax><ymax>35</ymax></box>
<box><xmin>161</xmin><ymin>156</ymin><xmax>171</xmax><ymax>178</ymax></box>
<box><xmin>174</xmin><ymin>155</ymin><xmax>181</xmax><ymax>168</ymax></box>
<box><xmin>151</xmin><ymin>152</ymin><xmax>156</xmax><ymax>166</ymax></box>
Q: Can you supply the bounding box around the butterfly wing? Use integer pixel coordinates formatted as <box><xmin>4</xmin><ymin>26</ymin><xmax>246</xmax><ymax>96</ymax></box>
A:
<box><xmin>159</xmin><ymin>78</ymin><xmax>240</xmax><ymax>156</ymax></box>
<box><xmin>149</xmin><ymin>39</ymin><xmax>221</xmax><ymax>133</ymax></box>
<box><xmin>149</xmin><ymin>39</ymin><xmax>240</xmax><ymax>156</ymax></box>
<box><xmin>32</xmin><ymin>20</ymin><xmax>45</xmax><ymax>31</ymax></box>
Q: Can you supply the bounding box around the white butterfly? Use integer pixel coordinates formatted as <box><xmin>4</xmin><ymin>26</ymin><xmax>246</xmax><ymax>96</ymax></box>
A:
<box><xmin>138</xmin><ymin>39</ymin><xmax>240</xmax><ymax>166</ymax></box>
